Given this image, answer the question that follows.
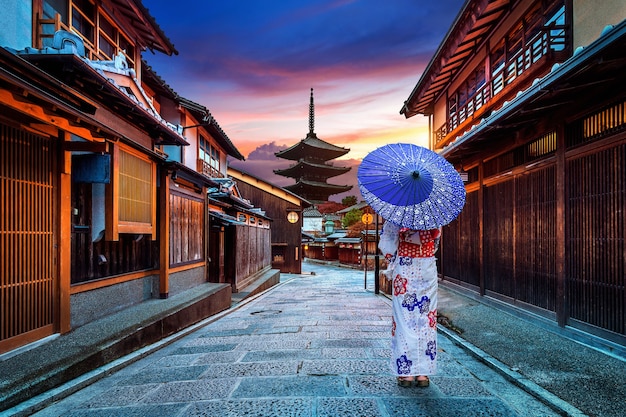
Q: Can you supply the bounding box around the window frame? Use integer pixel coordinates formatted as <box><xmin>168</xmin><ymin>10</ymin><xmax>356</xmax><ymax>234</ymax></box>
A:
<box><xmin>106</xmin><ymin>143</ymin><xmax>157</xmax><ymax>241</ymax></box>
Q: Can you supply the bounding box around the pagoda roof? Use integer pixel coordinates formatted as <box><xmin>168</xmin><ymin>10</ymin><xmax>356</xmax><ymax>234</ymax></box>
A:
<box><xmin>274</xmin><ymin>159</ymin><xmax>351</xmax><ymax>179</ymax></box>
<box><xmin>283</xmin><ymin>179</ymin><xmax>352</xmax><ymax>202</ymax></box>
<box><xmin>275</xmin><ymin>133</ymin><xmax>349</xmax><ymax>161</ymax></box>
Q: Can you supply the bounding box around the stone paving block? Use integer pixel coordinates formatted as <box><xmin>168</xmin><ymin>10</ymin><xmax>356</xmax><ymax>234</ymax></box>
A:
<box><xmin>431</xmin><ymin>376</ymin><xmax>495</xmax><ymax>397</ymax></box>
<box><xmin>198</xmin><ymin>327</ymin><xmax>259</xmax><ymax>337</ymax></box>
<box><xmin>78</xmin><ymin>384</ymin><xmax>160</xmax><ymax>408</ymax></box>
<box><xmin>310</xmin><ymin>338</ymin><xmax>379</xmax><ymax>349</ymax></box>
<box><xmin>235</xmin><ymin>332</ymin><xmax>309</xmax><ymax>342</ymax></box>
<box><xmin>231</xmin><ymin>375</ymin><xmax>347</xmax><ymax>398</ymax></box>
<box><xmin>184</xmin><ymin>335</ymin><xmax>246</xmax><ymax>346</ymax></box>
<box><xmin>329</xmin><ymin>315</ymin><xmax>359</xmax><ymax>321</ymax></box>
<box><xmin>359</xmin><ymin>331</ymin><xmax>390</xmax><ymax>339</ymax></box>
<box><xmin>253</xmin><ymin>326</ymin><xmax>301</xmax><ymax>334</ymax></box>
<box><xmin>320</xmin><ymin>347</ymin><xmax>368</xmax><ymax>359</ymax></box>
<box><xmin>154</xmin><ymin>353</ymin><xmax>205</xmax><ymax>367</ymax></box>
<box><xmin>360</xmin><ymin>325</ymin><xmax>391</xmax><ymax>332</ymax></box>
<box><xmin>141</xmin><ymin>378</ymin><xmax>237</xmax><ymax>402</ymax></box>
<box><xmin>265</xmin><ymin>319</ymin><xmax>319</xmax><ymax>326</ymax></box>
<box><xmin>181</xmin><ymin>398</ymin><xmax>313</xmax><ymax>417</ymax></box>
<box><xmin>316</xmin><ymin>397</ymin><xmax>384</xmax><ymax>417</ymax></box>
<box><xmin>119</xmin><ymin>365</ymin><xmax>209</xmax><ymax>385</ymax></box>
<box><xmin>434</xmin><ymin>358</ymin><xmax>475</xmax><ymax>378</ymax></box>
<box><xmin>301</xmin><ymin>359</ymin><xmax>389</xmax><ymax>376</ymax></box>
<box><xmin>53</xmin><ymin>403</ymin><xmax>187</xmax><ymax>417</ymax></box>
<box><xmin>237</xmin><ymin>336</ymin><xmax>311</xmax><ymax>350</ymax></box>
<box><xmin>382</xmin><ymin>397</ymin><xmax>518</xmax><ymax>417</ymax></box>
<box><xmin>240</xmin><ymin>349</ymin><xmax>321</xmax><ymax>362</ymax></box>
<box><xmin>300</xmin><ymin>324</ymin><xmax>355</xmax><ymax>332</ymax></box>
<box><xmin>173</xmin><ymin>343</ymin><xmax>238</xmax><ymax>354</ymax></box>
<box><xmin>371</xmin><ymin>348</ymin><xmax>391</xmax><ymax>359</ymax></box>
<box><xmin>190</xmin><ymin>351</ymin><xmax>247</xmax><ymax>364</ymax></box>
<box><xmin>347</xmin><ymin>375</ymin><xmax>442</xmax><ymax>397</ymax></box>
<box><xmin>199</xmin><ymin>320</ymin><xmax>251</xmax><ymax>331</ymax></box>
<box><xmin>200</xmin><ymin>361</ymin><xmax>300</xmax><ymax>378</ymax></box>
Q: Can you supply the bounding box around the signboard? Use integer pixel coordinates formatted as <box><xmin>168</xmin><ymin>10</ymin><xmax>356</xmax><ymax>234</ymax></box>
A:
<box><xmin>361</xmin><ymin>213</ymin><xmax>373</xmax><ymax>225</ymax></box>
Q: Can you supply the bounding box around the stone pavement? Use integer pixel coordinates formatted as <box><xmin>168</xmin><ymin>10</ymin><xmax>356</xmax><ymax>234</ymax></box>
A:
<box><xmin>9</xmin><ymin>261</ymin><xmax>574</xmax><ymax>417</ymax></box>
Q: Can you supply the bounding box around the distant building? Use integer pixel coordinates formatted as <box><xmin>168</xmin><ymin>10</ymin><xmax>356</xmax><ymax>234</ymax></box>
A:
<box><xmin>302</xmin><ymin>206</ymin><xmax>324</xmax><ymax>234</ymax></box>
<box><xmin>274</xmin><ymin>89</ymin><xmax>352</xmax><ymax>203</ymax></box>
<box><xmin>227</xmin><ymin>166</ymin><xmax>311</xmax><ymax>274</ymax></box>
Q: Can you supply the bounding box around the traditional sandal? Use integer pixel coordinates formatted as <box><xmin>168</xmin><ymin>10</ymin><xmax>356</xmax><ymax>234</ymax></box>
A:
<box><xmin>397</xmin><ymin>377</ymin><xmax>414</xmax><ymax>387</ymax></box>
<box><xmin>415</xmin><ymin>376</ymin><xmax>430</xmax><ymax>387</ymax></box>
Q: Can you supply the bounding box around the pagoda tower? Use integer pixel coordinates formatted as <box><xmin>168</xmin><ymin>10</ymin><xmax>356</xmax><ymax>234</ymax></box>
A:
<box><xmin>275</xmin><ymin>89</ymin><xmax>352</xmax><ymax>203</ymax></box>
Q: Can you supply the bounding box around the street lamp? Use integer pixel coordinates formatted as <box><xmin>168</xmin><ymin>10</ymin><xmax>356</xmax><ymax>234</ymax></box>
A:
<box><xmin>324</xmin><ymin>219</ymin><xmax>334</xmax><ymax>234</ymax></box>
<box><xmin>287</xmin><ymin>211</ymin><xmax>299</xmax><ymax>224</ymax></box>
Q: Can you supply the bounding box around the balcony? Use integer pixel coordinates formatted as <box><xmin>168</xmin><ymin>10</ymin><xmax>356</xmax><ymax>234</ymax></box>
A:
<box><xmin>198</xmin><ymin>158</ymin><xmax>224</xmax><ymax>178</ymax></box>
<box><xmin>435</xmin><ymin>25</ymin><xmax>567</xmax><ymax>149</ymax></box>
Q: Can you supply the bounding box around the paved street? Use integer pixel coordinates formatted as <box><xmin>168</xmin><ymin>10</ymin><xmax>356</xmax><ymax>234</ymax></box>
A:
<box><xmin>29</xmin><ymin>262</ymin><xmax>559</xmax><ymax>417</ymax></box>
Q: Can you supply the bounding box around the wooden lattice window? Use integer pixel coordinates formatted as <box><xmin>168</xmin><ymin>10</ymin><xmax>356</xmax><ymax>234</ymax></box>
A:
<box><xmin>39</xmin><ymin>0</ymin><xmax>137</xmax><ymax>66</ymax></box>
<box><xmin>98</xmin><ymin>15</ymin><xmax>135</xmax><ymax>67</ymax></box>
<box><xmin>107</xmin><ymin>145</ymin><xmax>156</xmax><ymax>240</ymax></box>
<box><xmin>199</xmin><ymin>135</ymin><xmax>221</xmax><ymax>173</ymax></box>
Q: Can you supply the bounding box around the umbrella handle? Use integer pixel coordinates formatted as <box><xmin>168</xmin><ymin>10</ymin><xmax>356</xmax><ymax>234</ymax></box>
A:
<box><xmin>412</xmin><ymin>171</ymin><xmax>420</xmax><ymax>179</ymax></box>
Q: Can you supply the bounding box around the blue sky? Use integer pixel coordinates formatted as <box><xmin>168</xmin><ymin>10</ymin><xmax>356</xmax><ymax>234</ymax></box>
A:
<box><xmin>142</xmin><ymin>0</ymin><xmax>465</xmax><ymax>201</ymax></box>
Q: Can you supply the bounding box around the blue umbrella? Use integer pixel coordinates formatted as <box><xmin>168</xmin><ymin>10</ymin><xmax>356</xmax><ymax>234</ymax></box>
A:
<box><xmin>358</xmin><ymin>143</ymin><xmax>466</xmax><ymax>230</ymax></box>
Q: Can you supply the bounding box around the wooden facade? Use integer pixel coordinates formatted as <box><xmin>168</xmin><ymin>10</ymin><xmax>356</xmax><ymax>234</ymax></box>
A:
<box><xmin>0</xmin><ymin>0</ymin><xmax>249</xmax><ymax>355</ymax></box>
<box><xmin>402</xmin><ymin>0</ymin><xmax>626</xmax><ymax>345</ymax></box>
<box><xmin>0</xmin><ymin>122</ymin><xmax>57</xmax><ymax>351</ymax></box>
<box><xmin>228</xmin><ymin>167</ymin><xmax>310</xmax><ymax>274</ymax></box>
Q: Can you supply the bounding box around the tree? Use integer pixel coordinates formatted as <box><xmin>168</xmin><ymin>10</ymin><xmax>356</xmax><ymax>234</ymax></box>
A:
<box><xmin>342</xmin><ymin>208</ymin><xmax>363</xmax><ymax>228</ymax></box>
<box><xmin>341</xmin><ymin>195</ymin><xmax>358</xmax><ymax>206</ymax></box>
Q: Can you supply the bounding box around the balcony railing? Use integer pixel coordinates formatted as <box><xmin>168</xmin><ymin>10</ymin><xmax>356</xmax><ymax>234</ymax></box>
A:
<box><xmin>198</xmin><ymin>159</ymin><xmax>224</xmax><ymax>178</ymax></box>
<box><xmin>435</xmin><ymin>25</ymin><xmax>567</xmax><ymax>147</ymax></box>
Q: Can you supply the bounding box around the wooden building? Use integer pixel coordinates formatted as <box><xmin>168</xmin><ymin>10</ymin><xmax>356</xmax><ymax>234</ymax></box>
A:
<box><xmin>228</xmin><ymin>167</ymin><xmax>311</xmax><ymax>274</ymax></box>
<box><xmin>207</xmin><ymin>176</ymin><xmax>278</xmax><ymax>293</ymax></box>
<box><xmin>0</xmin><ymin>0</ymin><xmax>248</xmax><ymax>356</ymax></box>
<box><xmin>401</xmin><ymin>0</ymin><xmax>626</xmax><ymax>347</ymax></box>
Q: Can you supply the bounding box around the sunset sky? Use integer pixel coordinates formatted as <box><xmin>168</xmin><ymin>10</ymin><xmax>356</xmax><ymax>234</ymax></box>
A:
<box><xmin>142</xmin><ymin>0</ymin><xmax>465</xmax><ymax>202</ymax></box>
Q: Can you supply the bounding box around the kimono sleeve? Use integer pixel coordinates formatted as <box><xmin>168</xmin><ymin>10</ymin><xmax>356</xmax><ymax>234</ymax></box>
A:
<box><xmin>378</xmin><ymin>222</ymin><xmax>399</xmax><ymax>257</ymax></box>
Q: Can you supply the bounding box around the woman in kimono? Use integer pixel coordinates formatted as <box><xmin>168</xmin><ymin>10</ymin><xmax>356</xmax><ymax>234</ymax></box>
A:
<box><xmin>379</xmin><ymin>222</ymin><xmax>441</xmax><ymax>388</ymax></box>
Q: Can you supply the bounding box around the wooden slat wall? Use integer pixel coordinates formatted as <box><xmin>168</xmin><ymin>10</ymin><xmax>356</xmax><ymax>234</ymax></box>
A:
<box><xmin>567</xmin><ymin>145</ymin><xmax>625</xmax><ymax>334</ymax></box>
<box><xmin>234</xmin><ymin>225</ymin><xmax>271</xmax><ymax>284</ymax></box>
<box><xmin>514</xmin><ymin>167</ymin><xmax>557</xmax><ymax>311</ymax></box>
<box><xmin>442</xmin><ymin>190</ymin><xmax>480</xmax><ymax>287</ymax></box>
<box><xmin>483</xmin><ymin>181</ymin><xmax>515</xmax><ymax>298</ymax></box>
<box><xmin>169</xmin><ymin>192</ymin><xmax>204</xmax><ymax>266</ymax></box>
<box><xmin>1</xmin><ymin>123</ymin><xmax>56</xmax><ymax>350</ymax></box>
<box><xmin>442</xmin><ymin>140</ymin><xmax>625</xmax><ymax>338</ymax></box>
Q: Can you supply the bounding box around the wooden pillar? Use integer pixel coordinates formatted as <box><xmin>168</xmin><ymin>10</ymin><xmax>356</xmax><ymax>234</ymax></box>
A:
<box><xmin>204</xmin><ymin>186</ymin><xmax>210</xmax><ymax>282</ymax></box>
<box><xmin>58</xmin><ymin>131</ymin><xmax>71</xmax><ymax>333</ymax></box>
<box><xmin>159</xmin><ymin>171</ymin><xmax>170</xmax><ymax>298</ymax></box>
<box><xmin>478</xmin><ymin>161</ymin><xmax>485</xmax><ymax>296</ymax></box>
<box><xmin>555</xmin><ymin>124</ymin><xmax>567</xmax><ymax>326</ymax></box>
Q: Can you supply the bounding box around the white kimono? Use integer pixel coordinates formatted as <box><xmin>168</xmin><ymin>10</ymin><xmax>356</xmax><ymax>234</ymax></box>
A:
<box><xmin>379</xmin><ymin>222</ymin><xmax>440</xmax><ymax>377</ymax></box>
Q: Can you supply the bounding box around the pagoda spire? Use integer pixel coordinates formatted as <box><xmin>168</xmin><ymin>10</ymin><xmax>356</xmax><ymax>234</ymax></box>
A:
<box><xmin>309</xmin><ymin>88</ymin><xmax>315</xmax><ymax>135</ymax></box>
<box><xmin>274</xmin><ymin>89</ymin><xmax>352</xmax><ymax>203</ymax></box>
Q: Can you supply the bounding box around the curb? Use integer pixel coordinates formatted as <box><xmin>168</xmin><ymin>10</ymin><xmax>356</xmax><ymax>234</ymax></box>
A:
<box><xmin>437</xmin><ymin>324</ymin><xmax>588</xmax><ymax>417</ymax></box>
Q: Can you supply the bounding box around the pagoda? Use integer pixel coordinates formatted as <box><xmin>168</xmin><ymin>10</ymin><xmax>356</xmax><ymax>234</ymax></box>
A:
<box><xmin>275</xmin><ymin>89</ymin><xmax>352</xmax><ymax>203</ymax></box>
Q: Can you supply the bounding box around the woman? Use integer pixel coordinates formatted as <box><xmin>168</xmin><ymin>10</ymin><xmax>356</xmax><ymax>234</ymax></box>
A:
<box><xmin>379</xmin><ymin>222</ymin><xmax>441</xmax><ymax>388</ymax></box>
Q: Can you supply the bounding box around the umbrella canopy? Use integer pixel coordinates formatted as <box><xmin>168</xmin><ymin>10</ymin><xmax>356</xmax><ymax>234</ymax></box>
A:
<box><xmin>358</xmin><ymin>143</ymin><xmax>466</xmax><ymax>230</ymax></box>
